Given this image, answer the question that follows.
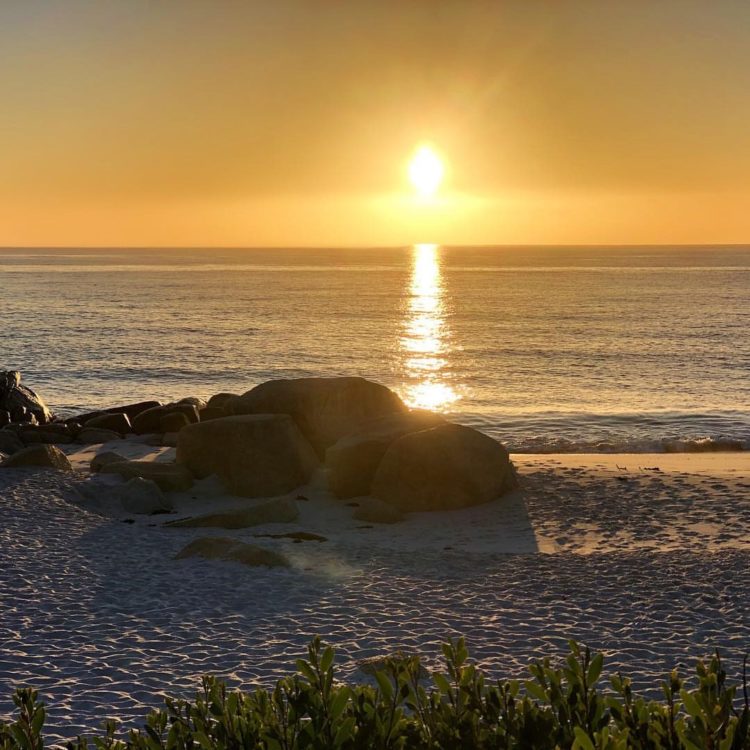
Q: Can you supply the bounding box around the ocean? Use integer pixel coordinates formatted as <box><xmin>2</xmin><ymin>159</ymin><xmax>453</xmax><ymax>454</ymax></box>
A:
<box><xmin>1</xmin><ymin>245</ymin><xmax>748</xmax><ymax>452</ymax></box>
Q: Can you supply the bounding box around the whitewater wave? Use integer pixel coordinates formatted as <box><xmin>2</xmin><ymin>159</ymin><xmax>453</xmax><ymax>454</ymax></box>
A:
<box><xmin>504</xmin><ymin>435</ymin><xmax>748</xmax><ymax>454</ymax></box>
<box><xmin>458</xmin><ymin>409</ymin><xmax>750</xmax><ymax>454</ymax></box>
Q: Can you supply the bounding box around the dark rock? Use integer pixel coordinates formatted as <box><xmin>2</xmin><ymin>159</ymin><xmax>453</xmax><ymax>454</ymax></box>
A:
<box><xmin>325</xmin><ymin>409</ymin><xmax>445</xmax><ymax>498</ymax></box>
<box><xmin>34</xmin><ymin>422</ymin><xmax>72</xmax><ymax>436</ymax></box>
<box><xmin>198</xmin><ymin>407</ymin><xmax>226</xmax><ymax>421</ymax></box>
<box><xmin>177</xmin><ymin>396</ymin><xmax>207</xmax><ymax>410</ymax></box>
<box><xmin>85</xmin><ymin>412</ymin><xmax>132</xmax><ymax>434</ymax></box>
<box><xmin>0</xmin><ymin>444</ymin><xmax>73</xmax><ymax>471</ymax></box>
<box><xmin>167</xmin><ymin>497</ymin><xmax>298</xmax><ymax>529</ymax></box>
<box><xmin>64</xmin><ymin>420</ymin><xmax>83</xmax><ymax>437</ymax></box>
<box><xmin>372</xmin><ymin>423</ymin><xmax>517</xmax><ymax>512</ymax></box>
<box><xmin>160</xmin><ymin>412</ymin><xmax>190</xmax><ymax>433</ymax></box>
<box><xmin>207</xmin><ymin>393</ymin><xmax>238</xmax><ymax>410</ymax></box>
<box><xmin>77</xmin><ymin>401</ymin><xmax>162</xmax><ymax>424</ymax></box>
<box><xmin>19</xmin><ymin>426</ymin><xmax>74</xmax><ymax>445</ymax></box>
<box><xmin>176</xmin><ymin>414</ymin><xmax>318</xmax><ymax>498</ymax></box>
<box><xmin>133</xmin><ymin>404</ymin><xmax>199</xmax><ymax>435</ymax></box>
<box><xmin>77</xmin><ymin>427</ymin><xmax>122</xmax><ymax>444</ymax></box>
<box><xmin>131</xmin><ymin>406</ymin><xmax>169</xmax><ymax>434</ymax></box>
<box><xmin>0</xmin><ymin>371</ymin><xmax>53</xmax><ymax>424</ymax></box>
<box><xmin>0</xmin><ymin>410</ymin><xmax>10</xmax><ymax>427</ymax></box>
<box><xmin>229</xmin><ymin>377</ymin><xmax>407</xmax><ymax>457</ymax></box>
<box><xmin>175</xmin><ymin>538</ymin><xmax>290</xmax><ymax>568</ymax></box>
<box><xmin>90</xmin><ymin>451</ymin><xmax>126</xmax><ymax>472</ymax></box>
<box><xmin>99</xmin><ymin>460</ymin><xmax>194</xmax><ymax>491</ymax></box>
<box><xmin>0</xmin><ymin>431</ymin><xmax>24</xmax><ymax>455</ymax></box>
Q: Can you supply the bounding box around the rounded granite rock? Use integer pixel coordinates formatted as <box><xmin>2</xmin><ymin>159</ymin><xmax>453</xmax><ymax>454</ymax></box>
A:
<box><xmin>0</xmin><ymin>444</ymin><xmax>73</xmax><ymax>472</ymax></box>
<box><xmin>372</xmin><ymin>423</ymin><xmax>517</xmax><ymax>512</ymax></box>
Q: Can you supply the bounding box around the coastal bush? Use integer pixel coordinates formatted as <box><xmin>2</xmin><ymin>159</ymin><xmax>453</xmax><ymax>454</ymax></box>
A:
<box><xmin>1</xmin><ymin>638</ymin><xmax>749</xmax><ymax>749</ymax></box>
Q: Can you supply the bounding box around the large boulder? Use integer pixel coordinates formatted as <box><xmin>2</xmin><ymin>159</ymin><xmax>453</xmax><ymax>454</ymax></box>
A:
<box><xmin>99</xmin><ymin>460</ymin><xmax>194</xmax><ymax>491</ymax></box>
<box><xmin>118</xmin><ymin>477</ymin><xmax>174</xmax><ymax>515</ymax></box>
<box><xmin>176</xmin><ymin>414</ymin><xmax>318</xmax><ymax>497</ymax></box>
<box><xmin>175</xmin><ymin>538</ymin><xmax>290</xmax><ymax>568</ymax></box>
<box><xmin>372</xmin><ymin>423</ymin><xmax>517</xmax><ymax>512</ymax></box>
<box><xmin>326</xmin><ymin>410</ymin><xmax>445</xmax><ymax>498</ymax></box>
<box><xmin>230</xmin><ymin>377</ymin><xmax>407</xmax><ymax>456</ymax></box>
<box><xmin>0</xmin><ymin>371</ymin><xmax>53</xmax><ymax>424</ymax></box>
<box><xmin>0</xmin><ymin>431</ymin><xmax>24</xmax><ymax>456</ymax></box>
<box><xmin>0</xmin><ymin>444</ymin><xmax>73</xmax><ymax>472</ymax></box>
<box><xmin>167</xmin><ymin>496</ymin><xmax>299</xmax><ymax>529</ymax></box>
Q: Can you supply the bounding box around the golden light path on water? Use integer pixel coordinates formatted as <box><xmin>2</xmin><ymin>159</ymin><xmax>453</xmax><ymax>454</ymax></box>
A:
<box><xmin>401</xmin><ymin>243</ymin><xmax>459</xmax><ymax>411</ymax></box>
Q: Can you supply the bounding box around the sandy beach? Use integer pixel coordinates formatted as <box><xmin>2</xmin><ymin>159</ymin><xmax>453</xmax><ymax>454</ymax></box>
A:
<box><xmin>1</xmin><ymin>445</ymin><xmax>749</xmax><ymax>743</ymax></box>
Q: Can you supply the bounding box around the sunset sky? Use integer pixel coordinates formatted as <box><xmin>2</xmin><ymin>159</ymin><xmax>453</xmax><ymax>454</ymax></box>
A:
<box><xmin>2</xmin><ymin>0</ymin><xmax>749</xmax><ymax>247</ymax></box>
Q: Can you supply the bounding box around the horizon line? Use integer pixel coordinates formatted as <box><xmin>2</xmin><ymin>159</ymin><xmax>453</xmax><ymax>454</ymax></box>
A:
<box><xmin>1</xmin><ymin>243</ymin><xmax>749</xmax><ymax>251</ymax></box>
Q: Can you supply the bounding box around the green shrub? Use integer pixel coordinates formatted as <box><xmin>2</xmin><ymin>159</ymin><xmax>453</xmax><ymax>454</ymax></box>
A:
<box><xmin>1</xmin><ymin>639</ymin><xmax>748</xmax><ymax>749</ymax></box>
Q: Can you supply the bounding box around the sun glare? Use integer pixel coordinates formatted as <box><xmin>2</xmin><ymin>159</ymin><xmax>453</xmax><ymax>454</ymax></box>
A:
<box><xmin>401</xmin><ymin>243</ymin><xmax>459</xmax><ymax>411</ymax></box>
<box><xmin>408</xmin><ymin>145</ymin><xmax>444</xmax><ymax>198</ymax></box>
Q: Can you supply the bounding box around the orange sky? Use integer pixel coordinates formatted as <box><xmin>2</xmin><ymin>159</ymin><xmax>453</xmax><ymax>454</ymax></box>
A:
<box><xmin>1</xmin><ymin>0</ymin><xmax>749</xmax><ymax>247</ymax></box>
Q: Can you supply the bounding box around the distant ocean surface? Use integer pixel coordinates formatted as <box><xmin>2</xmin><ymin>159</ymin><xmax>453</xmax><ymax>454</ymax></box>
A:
<box><xmin>1</xmin><ymin>245</ymin><xmax>748</xmax><ymax>453</ymax></box>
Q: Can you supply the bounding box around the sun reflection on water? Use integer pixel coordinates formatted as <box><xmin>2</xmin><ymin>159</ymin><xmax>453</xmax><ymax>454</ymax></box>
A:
<box><xmin>401</xmin><ymin>244</ymin><xmax>459</xmax><ymax>411</ymax></box>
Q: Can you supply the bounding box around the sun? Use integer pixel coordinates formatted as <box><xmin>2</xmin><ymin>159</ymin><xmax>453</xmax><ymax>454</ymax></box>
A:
<box><xmin>408</xmin><ymin>144</ymin><xmax>444</xmax><ymax>197</ymax></box>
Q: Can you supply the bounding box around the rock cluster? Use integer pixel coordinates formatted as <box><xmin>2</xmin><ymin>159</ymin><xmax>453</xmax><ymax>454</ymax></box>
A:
<box><xmin>0</xmin><ymin>386</ymin><xmax>216</xmax><ymax>457</ymax></box>
<box><xmin>1</xmin><ymin>373</ymin><xmax>518</xmax><ymax>515</ymax></box>
<box><xmin>0</xmin><ymin>371</ymin><xmax>53</xmax><ymax>426</ymax></box>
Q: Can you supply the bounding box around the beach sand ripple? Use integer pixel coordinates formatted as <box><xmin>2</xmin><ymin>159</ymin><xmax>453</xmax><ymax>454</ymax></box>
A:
<box><xmin>1</xmin><ymin>456</ymin><xmax>750</xmax><ymax>743</ymax></box>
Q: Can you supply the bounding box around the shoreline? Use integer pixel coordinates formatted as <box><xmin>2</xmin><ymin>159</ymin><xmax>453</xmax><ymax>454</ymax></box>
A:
<box><xmin>513</xmin><ymin>450</ymin><xmax>750</xmax><ymax>475</ymax></box>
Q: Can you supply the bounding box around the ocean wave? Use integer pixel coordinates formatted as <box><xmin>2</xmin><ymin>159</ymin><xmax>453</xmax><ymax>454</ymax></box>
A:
<box><xmin>504</xmin><ymin>435</ymin><xmax>748</xmax><ymax>454</ymax></box>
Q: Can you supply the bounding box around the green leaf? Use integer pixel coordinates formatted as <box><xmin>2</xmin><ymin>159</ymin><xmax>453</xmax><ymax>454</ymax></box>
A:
<box><xmin>525</xmin><ymin>681</ymin><xmax>548</xmax><ymax>702</ymax></box>
<box><xmin>375</xmin><ymin>671</ymin><xmax>393</xmax><ymax>701</ymax></box>
<box><xmin>10</xmin><ymin>725</ymin><xmax>31</xmax><ymax>750</ymax></box>
<box><xmin>432</xmin><ymin>673</ymin><xmax>451</xmax><ymax>695</ymax></box>
<box><xmin>573</xmin><ymin>727</ymin><xmax>595</xmax><ymax>750</ymax></box>
<box><xmin>331</xmin><ymin>687</ymin><xmax>350</xmax><ymax>720</ymax></box>
<box><xmin>333</xmin><ymin>716</ymin><xmax>356</xmax><ymax>748</ymax></box>
<box><xmin>587</xmin><ymin>653</ymin><xmax>604</xmax><ymax>686</ymax></box>
<box><xmin>320</xmin><ymin>647</ymin><xmax>334</xmax><ymax>674</ymax></box>
<box><xmin>31</xmin><ymin>706</ymin><xmax>46</xmax><ymax>737</ymax></box>
<box><xmin>681</xmin><ymin>690</ymin><xmax>702</xmax><ymax>717</ymax></box>
<box><xmin>295</xmin><ymin>659</ymin><xmax>317</xmax><ymax>684</ymax></box>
